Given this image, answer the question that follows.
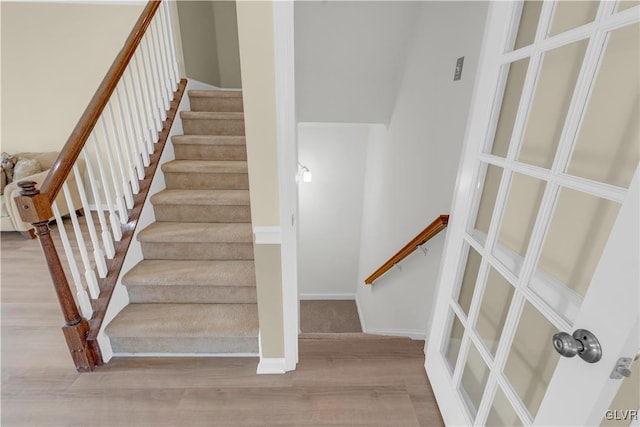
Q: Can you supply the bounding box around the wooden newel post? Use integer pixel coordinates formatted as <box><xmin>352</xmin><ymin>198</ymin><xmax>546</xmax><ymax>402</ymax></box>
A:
<box><xmin>15</xmin><ymin>181</ymin><xmax>102</xmax><ymax>372</ymax></box>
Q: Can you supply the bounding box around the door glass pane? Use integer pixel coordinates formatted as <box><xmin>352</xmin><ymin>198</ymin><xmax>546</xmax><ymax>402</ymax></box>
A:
<box><xmin>518</xmin><ymin>40</ymin><xmax>589</xmax><ymax>168</ymax></box>
<box><xmin>491</xmin><ymin>59</ymin><xmax>530</xmax><ymax>158</ymax></box>
<box><xmin>460</xmin><ymin>343</ymin><xmax>491</xmax><ymax>419</ymax></box>
<box><xmin>476</xmin><ymin>268</ymin><xmax>515</xmax><ymax>356</ymax></box>
<box><xmin>456</xmin><ymin>246</ymin><xmax>482</xmax><ymax>317</ymax></box>
<box><xmin>513</xmin><ymin>1</ymin><xmax>543</xmax><ymax>50</ymax></box>
<box><xmin>618</xmin><ymin>0</ymin><xmax>640</xmax><ymax>12</ymax></box>
<box><xmin>567</xmin><ymin>24</ymin><xmax>640</xmax><ymax>189</ymax></box>
<box><xmin>549</xmin><ymin>1</ymin><xmax>599</xmax><ymax>36</ymax></box>
<box><xmin>504</xmin><ymin>301</ymin><xmax>560</xmax><ymax>418</ymax></box>
<box><xmin>537</xmin><ymin>187</ymin><xmax>621</xmax><ymax>298</ymax></box>
<box><xmin>486</xmin><ymin>386</ymin><xmax>523</xmax><ymax>427</ymax></box>
<box><xmin>495</xmin><ymin>173</ymin><xmax>546</xmax><ymax>276</ymax></box>
<box><xmin>473</xmin><ymin>165</ymin><xmax>504</xmax><ymax>238</ymax></box>
<box><xmin>444</xmin><ymin>311</ymin><xmax>465</xmax><ymax>373</ymax></box>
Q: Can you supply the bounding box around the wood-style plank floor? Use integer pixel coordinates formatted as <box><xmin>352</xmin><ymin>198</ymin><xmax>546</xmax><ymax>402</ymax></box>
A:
<box><xmin>1</xmin><ymin>229</ymin><xmax>444</xmax><ymax>426</ymax></box>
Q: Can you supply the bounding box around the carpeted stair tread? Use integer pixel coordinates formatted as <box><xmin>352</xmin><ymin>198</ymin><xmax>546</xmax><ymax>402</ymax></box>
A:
<box><xmin>181</xmin><ymin>111</ymin><xmax>245</xmax><ymax>136</ymax></box>
<box><xmin>106</xmin><ymin>303</ymin><xmax>258</xmax><ymax>338</ymax></box>
<box><xmin>180</xmin><ymin>111</ymin><xmax>244</xmax><ymax>120</ymax></box>
<box><xmin>171</xmin><ymin>135</ymin><xmax>246</xmax><ymax>146</ymax></box>
<box><xmin>123</xmin><ymin>260</ymin><xmax>257</xmax><ymax>304</ymax></box>
<box><xmin>138</xmin><ymin>222</ymin><xmax>252</xmax><ymax>243</ymax></box>
<box><xmin>106</xmin><ymin>303</ymin><xmax>259</xmax><ymax>354</ymax></box>
<box><xmin>171</xmin><ymin>135</ymin><xmax>247</xmax><ymax>161</ymax></box>
<box><xmin>188</xmin><ymin>91</ymin><xmax>243</xmax><ymax>113</ymax></box>
<box><xmin>124</xmin><ymin>260</ymin><xmax>256</xmax><ymax>286</ymax></box>
<box><xmin>151</xmin><ymin>189</ymin><xmax>250</xmax><ymax>206</ymax></box>
<box><xmin>188</xmin><ymin>90</ymin><xmax>243</xmax><ymax>98</ymax></box>
<box><xmin>162</xmin><ymin>160</ymin><xmax>247</xmax><ymax>174</ymax></box>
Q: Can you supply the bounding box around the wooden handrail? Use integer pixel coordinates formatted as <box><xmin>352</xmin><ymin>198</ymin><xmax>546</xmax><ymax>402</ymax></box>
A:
<box><xmin>364</xmin><ymin>215</ymin><xmax>449</xmax><ymax>285</ymax></box>
<box><xmin>40</xmin><ymin>0</ymin><xmax>161</xmax><ymax>204</ymax></box>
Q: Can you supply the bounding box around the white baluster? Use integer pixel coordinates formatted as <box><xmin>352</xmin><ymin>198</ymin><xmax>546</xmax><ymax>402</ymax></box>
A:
<box><xmin>162</xmin><ymin>0</ymin><xmax>180</xmax><ymax>88</ymax></box>
<box><xmin>150</xmin><ymin>18</ymin><xmax>170</xmax><ymax>111</ymax></box>
<box><xmin>63</xmin><ymin>182</ymin><xmax>100</xmax><ymax>299</ymax></box>
<box><xmin>121</xmin><ymin>72</ymin><xmax>147</xmax><ymax>173</ymax></box>
<box><xmin>126</xmin><ymin>67</ymin><xmax>150</xmax><ymax>167</ymax></box>
<box><xmin>72</xmin><ymin>163</ymin><xmax>108</xmax><ymax>278</ymax></box>
<box><xmin>141</xmin><ymin>36</ymin><xmax>164</xmax><ymax>133</ymax></box>
<box><xmin>152</xmin><ymin>15</ymin><xmax>172</xmax><ymax>106</ymax></box>
<box><xmin>116</xmin><ymin>83</ymin><xmax>144</xmax><ymax>185</ymax></box>
<box><xmin>82</xmin><ymin>144</ymin><xmax>116</xmax><ymax>256</ymax></box>
<box><xmin>51</xmin><ymin>202</ymin><xmax>93</xmax><ymax>319</ymax></box>
<box><xmin>144</xmin><ymin>33</ymin><xmax>167</xmax><ymax>123</ymax></box>
<box><xmin>99</xmin><ymin>118</ymin><xmax>129</xmax><ymax>224</ymax></box>
<box><xmin>134</xmin><ymin>51</ymin><xmax>158</xmax><ymax>153</ymax></box>
<box><xmin>90</xmin><ymin>133</ymin><xmax>122</xmax><ymax>242</ymax></box>
<box><xmin>106</xmin><ymin>103</ymin><xmax>135</xmax><ymax>209</ymax></box>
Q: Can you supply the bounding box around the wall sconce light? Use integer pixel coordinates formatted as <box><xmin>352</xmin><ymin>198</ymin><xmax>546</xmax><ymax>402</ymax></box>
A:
<box><xmin>298</xmin><ymin>162</ymin><xmax>312</xmax><ymax>183</ymax></box>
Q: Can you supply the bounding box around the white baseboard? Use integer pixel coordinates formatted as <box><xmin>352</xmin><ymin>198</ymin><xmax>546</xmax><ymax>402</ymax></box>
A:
<box><xmin>256</xmin><ymin>357</ymin><xmax>286</xmax><ymax>374</ymax></box>
<box><xmin>186</xmin><ymin>79</ymin><xmax>242</xmax><ymax>92</ymax></box>
<box><xmin>299</xmin><ymin>293</ymin><xmax>356</xmax><ymax>300</ymax></box>
<box><xmin>113</xmin><ymin>352</ymin><xmax>258</xmax><ymax>357</ymax></box>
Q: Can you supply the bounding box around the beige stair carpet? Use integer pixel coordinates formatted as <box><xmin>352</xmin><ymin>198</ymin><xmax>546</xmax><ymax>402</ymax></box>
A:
<box><xmin>300</xmin><ymin>300</ymin><xmax>363</xmax><ymax>333</ymax></box>
<box><xmin>106</xmin><ymin>90</ymin><xmax>259</xmax><ymax>355</ymax></box>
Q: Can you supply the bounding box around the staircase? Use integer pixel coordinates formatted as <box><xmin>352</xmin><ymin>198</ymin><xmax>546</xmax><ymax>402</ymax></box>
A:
<box><xmin>105</xmin><ymin>90</ymin><xmax>259</xmax><ymax>355</ymax></box>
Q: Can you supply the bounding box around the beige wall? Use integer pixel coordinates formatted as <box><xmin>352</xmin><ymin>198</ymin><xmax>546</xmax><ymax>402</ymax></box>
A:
<box><xmin>236</xmin><ymin>0</ymin><xmax>284</xmax><ymax>358</ymax></box>
<box><xmin>177</xmin><ymin>1</ymin><xmax>221</xmax><ymax>87</ymax></box>
<box><xmin>212</xmin><ymin>1</ymin><xmax>242</xmax><ymax>89</ymax></box>
<box><xmin>253</xmin><ymin>245</ymin><xmax>285</xmax><ymax>357</ymax></box>
<box><xmin>177</xmin><ymin>1</ymin><xmax>241</xmax><ymax>89</ymax></box>
<box><xmin>1</xmin><ymin>2</ymin><xmax>144</xmax><ymax>154</ymax></box>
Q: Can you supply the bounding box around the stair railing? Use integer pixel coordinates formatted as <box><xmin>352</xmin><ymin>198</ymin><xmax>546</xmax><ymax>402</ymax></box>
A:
<box><xmin>14</xmin><ymin>0</ymin><xmax>186</xmax><ymax>371</ymax></box>
<box><xmin>364</xmin><ymin>215</ymin><xmax>450</xmax><ymax>285</ymax></box>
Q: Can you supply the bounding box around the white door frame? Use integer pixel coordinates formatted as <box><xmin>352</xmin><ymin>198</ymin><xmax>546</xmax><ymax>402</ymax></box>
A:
<box><xmin>273</xmin><ymin>0</ymin><xmax>299</xmax><ymax>372</ymax></box>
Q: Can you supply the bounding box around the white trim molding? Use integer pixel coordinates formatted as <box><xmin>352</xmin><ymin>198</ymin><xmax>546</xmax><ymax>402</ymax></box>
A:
<box><xmin>256</xmin><ymin>357</ymin><xmax>287</xmax><ymax>374</ymax></box>
<box><xmin>273</xmin><ymin>0</ymin><xmax>299</xmax><ymax>373</ymax></box>
<box><xmin>253</xmin><ymin>226</ymin><xmax>282</xmax><ymax>245</ymax></box>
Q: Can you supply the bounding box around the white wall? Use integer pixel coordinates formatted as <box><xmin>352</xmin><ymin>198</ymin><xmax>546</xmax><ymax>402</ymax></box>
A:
<box><xmin>294</xmin><ymin>1</ymin><xmax>420</xmax><ymax>125</ymax></box>
<box><xmin>298</xmin><ymin>123</ymin><xmax>368</xmax><ymax>298</ymax></box>
<box><xmin>356</xmin><ymin>1</ymin><xmax>489</xmax><ymax>338</ymax></box>
<box><xmin>0</xmin><ymin>2</ymin><xmax>144</xmax><ymax>153</ymax></box>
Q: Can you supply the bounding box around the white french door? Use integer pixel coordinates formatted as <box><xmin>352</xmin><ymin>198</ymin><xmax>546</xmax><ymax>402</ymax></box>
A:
<box><xmin>426</xmin><ymin>1</ymin><xmax>639</xmax><ymax>426</ymax></box>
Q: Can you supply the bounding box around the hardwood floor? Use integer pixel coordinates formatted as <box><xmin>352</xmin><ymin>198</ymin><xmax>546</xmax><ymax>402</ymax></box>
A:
<box><xmin>1</xmin><ymin>229</ymin><xmax>444</xmax><ymax>426</ymax></box>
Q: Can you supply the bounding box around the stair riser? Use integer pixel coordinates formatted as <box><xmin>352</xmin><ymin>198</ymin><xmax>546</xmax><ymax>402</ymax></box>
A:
<box><xmin>182</xmin><ymin>118</ymin><xmax>245</xmax><ymax>136</ymax></box>
<box><xmin>127</xmin><ymin>286</ymin><xmax>257</xmax><ymax>304</ymax></box>
<box><xmin>165</xmin><ymin>173</ymin><xmax>249</xmax><ymax>190</ymax></box>
<box><xmin>174</xmin><ymin>145</ymin><xmax>247</xmax><ymax>161</ymax></box>
<box><xmin>110</xmin><ymin>337</ymin><xmax>259</xmax><ymax>354</ymax></box>
<box><xmin>189</xmin><ymin>97</ymin><xmax>243</xmax><ymax>113</ymax></box>
<box><xmin>153</xmin><ymin>205</ymin><xmax>251</xmax><ymax>223</ymax></box>
<box><xmin>141</xmin><ymin>242</ymin><xmax>254</xmax><ymax>260</ymax></box>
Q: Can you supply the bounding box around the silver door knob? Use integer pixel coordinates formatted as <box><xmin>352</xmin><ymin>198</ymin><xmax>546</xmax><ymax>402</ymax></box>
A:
<box><xmin>552</xmin><ymin>329</ymin><xmax>602</xmax><ymax>363</ymax></box>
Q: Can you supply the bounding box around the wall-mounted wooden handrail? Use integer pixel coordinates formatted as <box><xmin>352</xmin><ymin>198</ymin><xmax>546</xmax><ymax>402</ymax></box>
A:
<box><xmin>364</xmin><ymin>215</ymin><xmax>449</xmax><ymax>285</ymax></box>
<box><xmin>39</xmin><ymin>0</ymin><xmax>161</xmax><ymax>205</ymax></box>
